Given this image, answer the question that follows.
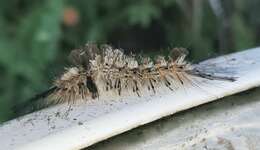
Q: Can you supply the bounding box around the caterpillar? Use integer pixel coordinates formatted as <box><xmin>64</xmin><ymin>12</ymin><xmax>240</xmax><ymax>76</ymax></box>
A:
<box><xmin>14</xmin><ymin>43</ymin><xmax>236</xmax><ymax>113</ymax></box>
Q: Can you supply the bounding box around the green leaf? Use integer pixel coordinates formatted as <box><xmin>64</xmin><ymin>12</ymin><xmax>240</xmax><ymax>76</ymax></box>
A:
<box><xmin>126</xmin><ymin>1</ymin><xmax>161</xmax><ymax>27</ymax></box>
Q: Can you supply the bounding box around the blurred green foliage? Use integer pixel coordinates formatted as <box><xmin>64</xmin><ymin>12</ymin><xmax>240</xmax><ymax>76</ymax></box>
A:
<box><xmin>0</xmin><ymin>0</ymin><xmax>259</xmax><ymax>122</ymax></box>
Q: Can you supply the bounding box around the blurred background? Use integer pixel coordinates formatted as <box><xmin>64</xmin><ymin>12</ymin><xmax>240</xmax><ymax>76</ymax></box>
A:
<box><xmin>0</xmin><ymin>0</ymin><xmax>259</xmax><ymax>123</ymax></box>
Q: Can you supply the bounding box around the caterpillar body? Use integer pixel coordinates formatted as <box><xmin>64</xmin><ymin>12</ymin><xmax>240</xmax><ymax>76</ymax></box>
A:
<box><xmin>15</xmin><ymin>43</ymin><xmax>236</xmax><ymax>113</ymax></box>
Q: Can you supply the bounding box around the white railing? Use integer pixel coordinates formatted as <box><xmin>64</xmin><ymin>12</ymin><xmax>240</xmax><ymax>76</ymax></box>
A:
<box><xmin>1</xmin><ymin>47</ymin><xmax>260</xmax><ymax>150</ymax></box>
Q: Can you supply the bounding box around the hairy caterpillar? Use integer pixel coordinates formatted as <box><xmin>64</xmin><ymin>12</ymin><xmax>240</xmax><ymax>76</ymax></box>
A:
<box><xmin>14</xmin><ymin>43</ymin><xmax>236</xmax><ymax>113</ymax></box>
